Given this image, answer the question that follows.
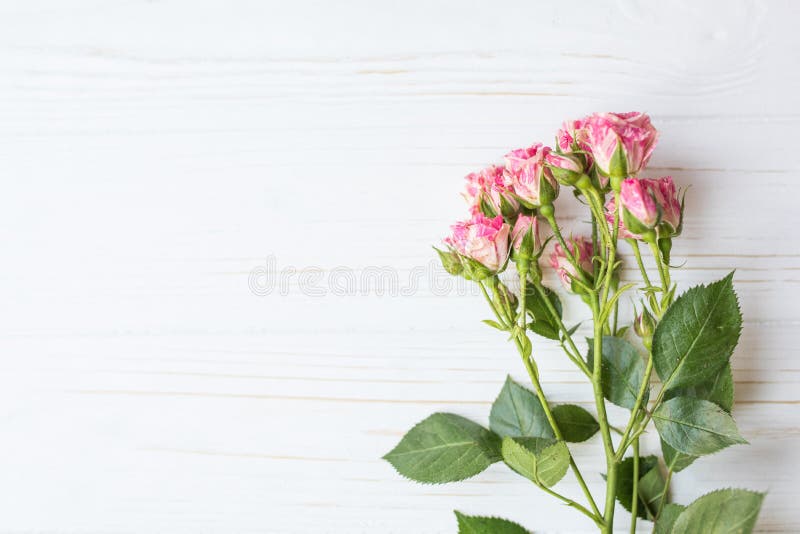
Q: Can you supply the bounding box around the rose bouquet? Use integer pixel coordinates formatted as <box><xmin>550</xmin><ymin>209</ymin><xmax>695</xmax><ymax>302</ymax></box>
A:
<box><xmin>383</xmin><ymin>113</ymin><xmax>764</xmax><ymax>533</ymax></box>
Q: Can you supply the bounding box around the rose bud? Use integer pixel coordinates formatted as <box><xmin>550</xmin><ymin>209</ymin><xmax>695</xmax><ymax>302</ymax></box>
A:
<box><xmin>584</xmin><ymin>112</ymin><xmax>659</xmax><ymax>187</ymax></box>
<box><xmin>619</xmin><ymin>177</ymin><xmax>660</xmax><ymax>235</ymax></box>
<box><xmin>652</xmin><ymin>176</ymin><xmax>683</xmax><ymax>238</ymax></box>
<box><xmin>633</xmin><ymin>306</ymin><xmax>656</xmax><ymax>350</ymax></box>
<box><xmin>444</xmin><ymin>213</ymin><xmax>511</xmax><ymax>278</ymax></box>
<box><xmin>605</xmin><ymin>177</ymin><xmax>683</xmax><ymax>243</ymax></box>
<box><xmin>462</xmin><ymin>165</ymin><xmax>519</xmax><ymax>219</ymax></box>
<box><xmin>548</xmin><ymin>236</ymin><xmax>594</xmax><ymax>292</ymax></box>
<box><xmin>510</xmin><ymin>214</ymin><xmax>542</xmax><ymax>278</ymax></box>
<box><xmin>511</xmin><ymin>214</ymin><xmax>540</xmax><ymax>257</ymax></box>
<box><xmin>557</xmin><ymin>118</ymin><xmax>591</xmax><ymax>155</ymax></box>
<box><xmin>433</xmin><ymin>247</ymin><xmax>463</xmax><ymax>276</ymax></box>
<box><xmin>545</xmin><ymin>152</ymin><xmax>585</xmax><ymax>186</ymax></box>
<box><xmin>504</xmin><ymin>143</ymin><xmax>559</xmax><ymax>207</ymax></box>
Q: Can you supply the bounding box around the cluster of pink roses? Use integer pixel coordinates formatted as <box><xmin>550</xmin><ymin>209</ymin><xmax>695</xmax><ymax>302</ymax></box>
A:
<box><xmin>440</xmin><ymin>111</ymin><xmax>683</xmax><ymax>290</ymax></box>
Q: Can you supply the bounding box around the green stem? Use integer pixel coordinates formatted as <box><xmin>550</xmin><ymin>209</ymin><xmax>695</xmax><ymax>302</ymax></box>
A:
<box><xmin>583</xmin><ymin>187</ymin><xmax>613</xmax><ymax>249</ymax></box>
<box><xmin>616</xmin><ymin>355</ymin><xmax>654</xmax><ymax>461</ymax></box>
<box><xmin>631</xmin><ymin>240</ymin><xmax>653</xmax><ymax>290</ymax></box>
<box><xmin>631</xmin><ymin>239</ymin><xmax>660</xmax><ymax>315</ymax></box>
<box><xmin>539</xmin><ymin>484</ymin><xmax>604</xmax><ymax>528</ymax></box>
<box><xmin>629</xmin><ymin>439</ymin><xmax>640</xmax><ymax>534</ymax></box>
<box><xmin>602</xmin><ymin>460</ymin><xmax>618</xmax><ymax>534</ymax></box>
<box><xmin>518</xmin><ymin>269</ymin><xmax>528</xmax><ymax>331</ymax></box>
<box><xmin>648</xmin><ymin>240</ymin><xmax>670</xmax><ymax>299</ymax></box>
<box><xmin>599</xmin><ymin>192</ymin><xmax>620</xmax><ymax>326</ymax></box>
<box><xmin>478</xmin><ymin>281</ymin><xmax>508</xmax><ymax>328</ymax></box>
<box><xmin>590</xmin><ymin>294</ymin><xmax>617</xmax><ymax>531</ymax></box>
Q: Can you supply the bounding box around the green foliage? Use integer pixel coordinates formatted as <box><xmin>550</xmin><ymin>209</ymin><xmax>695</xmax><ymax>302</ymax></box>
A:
<box><xmin>551</xmin><ymin>404</ymin><xmax>599</xmax><ymax>442</ymax></box>
<box><xmin>525</xmin><ymin>284</ymin><xmax>562</xmax><ymax>340</ymax></box>
<box><xmin>616</xmin><ymin>455</ymin><xmax>662</xmax><ymax>520</ymax></box>
<box><xmin>653</xmin><ymin>397</ymin><xmax>746</xmax><ymax>456</ymax></box>
<box><xmin>454</xmin><ymin>511</ymin><xmax>530</xmax><ymax>534</ymax></box>
<box><xmin>501</xmin><ymin>436</ymin><xmax>570</xmax><ymax>487</ymax></box>
<box><xmin>664</xmin><ymin>363</ymin><xmax>735</xmax><ymax>412</ymax></box>
<box><xmin>489</xmin><ymin>376</ymin><xmax>554</xmax><ymax>439</ymax></box>
<box><xmin>652</xmin><ymin>273</ymin><xmax>742</xmax><ymax>390</ymax></box>
<box><xmin>661</xmin><ymin>438</ymin><xmax>696</xmax><ymax>473</ymax></box>
<box><xmin>661</xmin><ymin>364</ymin><xmax>735</xmax><ymax>471</ymax></box>
<box><xmin>586</xmin><ymin>336</ymin><xmax>647</xmax><ymax>410</ymax></box>
<box><xmin>638</xmin><ymin>465</ymin><xmax>667</xmax><ymax>519</ymax></box>
<box><xmin>654</xmin><ymin>504</ymin><xmax>686</xmax><ymax>534</ymax></box>
<box><xmin>434</xmin><ymin>246</ymin><xmax>464</xmax><ymax>276</ymax></box>
<box><xmin>383</xmin><ymin>413</ymin><xmax>501</xmax><ymax>484</ymax></box>
<box><xmin>482</xmin><ymin>319</ymin><xmax>506</xmax><ymax>331</ymax></box>
<box><xmin>670</xmin><ymin>489</ymin><xmax>765</xmax><ymax>533</ymax></box>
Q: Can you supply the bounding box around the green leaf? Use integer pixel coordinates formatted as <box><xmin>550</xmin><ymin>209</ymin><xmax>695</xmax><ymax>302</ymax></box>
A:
<box><xmin>500</xmin><ymin>436</ymin><xmax>570</xmax><ymax>487</ymax></box>
<box><xmin>519</xmin><ymin>335</ymin><xmax>532</xmax><ymax>359</ymax></box>
<box><xmin>661</xmin><ymin>364</ymin><xmax>735</xmax><ymax>471</ymax></box>
<box><xmin>489</xmin><ymin>376</ymin><xmax>554</xmax><ymax>439</ymax></box>
<box><xmin>434</xmin><ymin>246</ymin><xmax>464</xmax><ymax>276</ymax></box>
<box><xmin>564</xmin><ymin>322</ymin><xmax>581</xmax><ymax>338</ymax></box>
<box><xmin>616</xmin><ymin>455</ymin><xmax>659</xmax><ymax>519</ymax></box>
<box><xmin>482</xmin><ymin>319</ymin><xmax>506</xmax><ymax>331</ymax></box>
<box><xmin>552</xmin><ymin>404</ymin><xmax>599</xmax><ymax>442</ymax></box>
<box><xmin>454</xmin><ymin>511</ymin><xmax>530</xmax><ymax>534</ymax></box>
<box><xmin>652</xmin><ymin>273</ymin><xmax>742</xmax><ymax>390</ymax></box>
<box><xmin>653</xmin><ymin>397</ymin><xmax>746</xmax><ymax>456</ymax></box>
<box><xmin>528</xmin><ymin>320</ymin><xmax>560</xmax><ymax>341</ymax></box>
<box><xmin>587</xmin><ymin>336</ymin><xmax>648</xmax><ymax>410</ymax></box>
<box><xmin>524</xmin><ymin>284</ymin><xmax>562</xmax><ymax>340</ymax></box>
<box><xmin>654</xmin><ymin>503</ymin><xmax>686</xmax><ymax>534</ymax></box>
<box><xmin>383</xmin><ymin>413</ymin><xmax>501</xmax><ymax>483</ymax></box>
<box><xmin>638</xmin><ymin>465</ymin><xmax>667</xmax><ymax>519</ymax></box>
<box><xmin>661</xmin><ymin>439</ymin><xmax>697</xmax><ymax>473</ymax></box>
<box><xmin>671</xmin><ymin>489</ymin><xmax>765</xmax><ymax>533</ymax></box>
<box><xmin>665</xmin><ymin>363</ymin><xmax>735</xmax><ymax>413</ymax></box>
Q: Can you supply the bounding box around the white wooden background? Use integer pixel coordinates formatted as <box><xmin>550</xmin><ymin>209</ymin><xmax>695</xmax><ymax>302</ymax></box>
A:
<box><xmin>1</xmin><ymin>1</ymin><xmax>799</xmax><ymax>532</ymax></box>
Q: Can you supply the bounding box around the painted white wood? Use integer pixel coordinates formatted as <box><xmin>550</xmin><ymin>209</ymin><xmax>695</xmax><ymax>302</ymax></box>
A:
<box><xmin>1</xmin><ymin>0</ymin><xmax>798</xmax><ymax>532</ymax></box>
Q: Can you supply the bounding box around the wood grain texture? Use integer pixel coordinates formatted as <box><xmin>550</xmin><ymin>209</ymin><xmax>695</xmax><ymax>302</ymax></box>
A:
<box><xmin>1</xmin><ymin>0</ymin><xmax>799</xmax><ymax>532</ymax></box>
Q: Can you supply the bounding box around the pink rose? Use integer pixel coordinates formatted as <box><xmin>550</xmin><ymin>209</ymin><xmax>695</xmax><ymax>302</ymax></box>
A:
<box><xmin>445</xmin><ymin>213</ymin><xmax>511</xmax><ymax>272</ymax></box>
<box><xmin>549</xmin><ymin>236</ymin><xmax>594</xmax><ymax>290</ymax></box>
<box><xmin>462</xmin><ymin>165</ymin><xmax>519</xmax><ymax>217</ymax></box>
<box><xmin>511</xmin><ymin>214</ymin><xmax>540</xmax><ymax>255</ymax></box>
<box><xmin>584</xmin><ymin>112</ymin><xmax>659</xmax><ymax>180</ymax></box>
<box><xmin>605</xmin><ymin>177</ymin><xmax>682</xmax><ymax>240</ymax></box>
<box><xmin>504</xmin><ymin>143</ymin><xmax>559</xmax><ymax>207</ymax></box>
